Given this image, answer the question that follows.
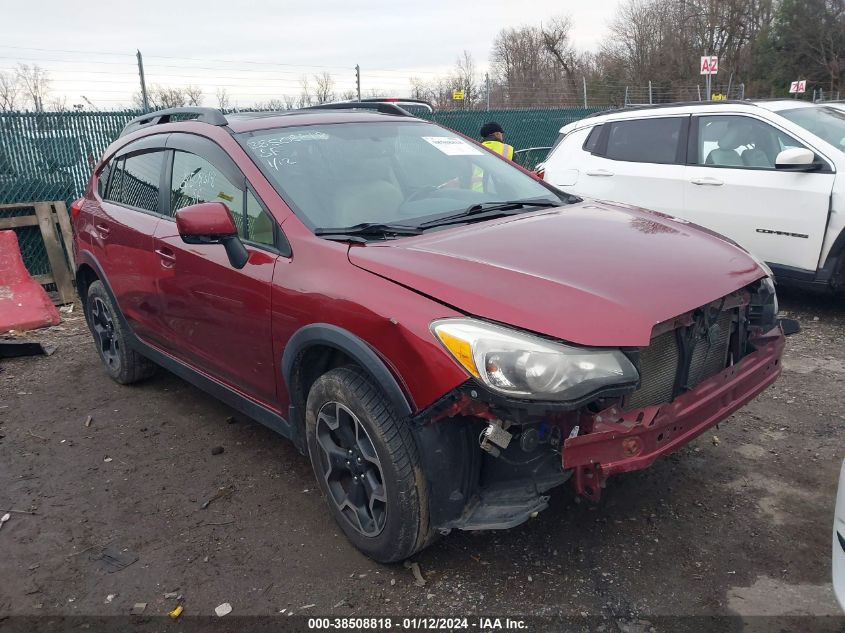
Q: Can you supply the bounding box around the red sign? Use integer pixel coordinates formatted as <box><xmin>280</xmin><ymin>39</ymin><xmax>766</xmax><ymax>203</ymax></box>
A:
<box><xmin>700</xmin><ymin>56</ymin><xmax>719</xmax><ymax>75</ymax></box>
<box><xmin>789</xmin><ymin>80</ymin><xmax>806</xmax><ymax>94</ymax></box>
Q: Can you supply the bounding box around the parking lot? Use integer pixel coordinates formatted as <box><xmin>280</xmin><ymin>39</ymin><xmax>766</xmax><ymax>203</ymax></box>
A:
<box><xmin>0</xmin><ymin>288</ymin><xmax>842</xmax><ymax>625</ymax></box>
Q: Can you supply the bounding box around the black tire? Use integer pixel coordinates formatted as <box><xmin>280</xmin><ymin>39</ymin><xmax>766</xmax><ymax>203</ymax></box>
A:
<box><xmin>305</xmin><ymin>365</ymin><xmax>432</xmax><ymax>563</ymax></box>
<box><xmin>84</xmin><ymin>280</ymin><xmax>156</xmax><ymax>384</ymax></box>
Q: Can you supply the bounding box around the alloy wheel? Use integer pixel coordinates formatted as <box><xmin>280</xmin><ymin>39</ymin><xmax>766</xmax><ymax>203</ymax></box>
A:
<box><xmin>90</xmin><ymin>297</ymin><xmax>120</xmax><ymax>370</ymax></box>
<box><xmin>315</xmin><ymin>401</ymin><xmax>387</xmax><ymax>537</ymax></box>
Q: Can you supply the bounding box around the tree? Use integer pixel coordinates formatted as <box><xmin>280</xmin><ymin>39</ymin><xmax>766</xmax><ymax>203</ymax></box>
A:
<box><xmin>313</xmin><ymin>71</ymin><xmax>335</xmax><ymax>104</ymax></box>
<box><xmin>491</xmin><ymin>16</ymin><xmax>583</xmax><ymax>107</ymax></box>
<box><xmin>453</xmin><ymin>50</ymin><xmax>480</xmax><ymax>107</ymax></box>
<box><xmin>184</xmin><ymin>85</ymin><xmax>203</xmax><ymax>106</ymax></box>
<box><xmin>216</xmin><ymin>87</ymin><xmax>231</xmax><ymax>109</ymax></box>
<box><xmin>298</xmin><ymin>75</ymin><xmax>313</xmax><ymax>107</ymax></box>
<box><xmin>768</xmin><ymin>0</ymin><xmax>844</xmax><ymax>94</ymax></box>
<box><xmin>132</xmin><ymin>85</ymin><xmax>190</xmax><ymax>110</ymax></box>
<box><xmin>0</xmin><ymin>71</ymin><xmax>20</xmax><ymax>111</ymax></box>
<box><xmin>15</xmin><ymin>63</ymin><xmax>50</xmax><ymax>111</ymax></box>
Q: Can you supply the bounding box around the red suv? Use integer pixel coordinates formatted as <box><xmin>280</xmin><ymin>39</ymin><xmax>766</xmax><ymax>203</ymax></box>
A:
<box><xmin>72</xmin><ymin>105</ymin><xmax>786</xmax><ymax>562</ymax></box>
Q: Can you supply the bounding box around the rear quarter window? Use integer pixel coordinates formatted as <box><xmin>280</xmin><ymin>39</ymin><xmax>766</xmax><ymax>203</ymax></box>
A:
<box><xmin>604</xmin><ymin>117</ymin><xmax>684</xmax><ymax>164</ymax></box>
<box><xmin>583</xmin><ymin>125</ymin><xmax>604</xmax><ymax>153</ymax></box>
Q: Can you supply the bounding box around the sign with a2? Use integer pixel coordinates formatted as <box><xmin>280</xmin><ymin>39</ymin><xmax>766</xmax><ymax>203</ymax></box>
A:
<box><xmin>789</xmin><ymin>80</ymin><xmax>806</xmax><ymax>94</ymax></box>
<box><xmin>700</xmin><ymin>56</ymin><xmax>719</xmax><ymax>75</ymax></box>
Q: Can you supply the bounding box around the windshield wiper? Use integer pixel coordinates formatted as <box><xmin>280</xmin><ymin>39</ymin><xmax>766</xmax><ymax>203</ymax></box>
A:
<box><xmin>417</xmin><ymin>199</ymin><xmax>562</xmax><ymax>229</ymax></box>
<box><xmin>314</xmin><ymin>222</ymin><xmax>423</xmax><ymax>242</ymax></box>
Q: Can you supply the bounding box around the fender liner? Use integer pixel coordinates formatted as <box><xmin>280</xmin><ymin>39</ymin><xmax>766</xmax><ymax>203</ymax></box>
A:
<box><xmin>281</xmin><ymin>324</ymin><xmax>414</xmax><ymax>419</ymax></box>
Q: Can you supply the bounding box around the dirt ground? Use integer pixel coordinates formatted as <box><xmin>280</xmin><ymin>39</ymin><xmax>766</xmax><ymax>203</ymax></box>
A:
<box><xmin>1</xmin><ymin>288</ymin><xmax>843</xmax><ymax>630</ymax></box>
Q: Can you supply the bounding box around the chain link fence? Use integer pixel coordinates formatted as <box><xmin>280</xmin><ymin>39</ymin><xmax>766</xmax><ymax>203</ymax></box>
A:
<box><xmin>0</xmin><ymin>107</ymin><xmax>605</xmax><ymax>274</ymax></box>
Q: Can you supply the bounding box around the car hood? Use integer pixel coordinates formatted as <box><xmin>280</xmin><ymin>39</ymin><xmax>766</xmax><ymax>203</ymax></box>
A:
<box><xmin>348</xmin><ymin>201</ymin><xmax>765</xmax><ymax>347</ymax></box>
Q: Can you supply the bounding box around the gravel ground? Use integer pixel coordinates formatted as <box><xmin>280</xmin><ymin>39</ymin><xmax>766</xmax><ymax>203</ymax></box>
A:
<box><xmin>0</xmin><ymin>288</ymin><xmax>843</xmax><ymax>630</ymax></box>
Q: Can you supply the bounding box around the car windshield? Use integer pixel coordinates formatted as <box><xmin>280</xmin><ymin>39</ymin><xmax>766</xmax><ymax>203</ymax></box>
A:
<box><xmin>778</xmin><ymin>106</ymin><xmax>845</xmax><ymax>151</ymax></box>
<box><xmin>238</xmin><ymin>121</ymin><xmax>564</xmax><ymax>234</ymax></box>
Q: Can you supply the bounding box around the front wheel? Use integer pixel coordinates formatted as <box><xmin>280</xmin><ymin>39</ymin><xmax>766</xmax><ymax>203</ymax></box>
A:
<box><xmin>305</xmin><ymin>366</ymin><xmax>432</xmax><ymax>562</ymax></box>
<box><xmin>84</xmin><ymin>280</ymin><xmax>156</xmax><ymax>384</ymax></box>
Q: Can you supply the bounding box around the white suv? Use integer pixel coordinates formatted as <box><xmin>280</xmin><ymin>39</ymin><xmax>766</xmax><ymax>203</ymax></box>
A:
<box><xmin>542</xmin><ymin>101</ymin><xmax>845</xmax><ymax>290</ymax></box>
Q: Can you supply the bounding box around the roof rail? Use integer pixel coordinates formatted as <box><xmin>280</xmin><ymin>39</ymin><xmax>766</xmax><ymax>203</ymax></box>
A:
<box><xmin>120</xmin><ymin>107</ymin><xmax>228</xmax><ymax>137</ymax></box>
<box><xmin>304</xmin><ymin>102</ymin><xmax>415</xmax><ymax>117</ymax></box>
<box><xmin>581</xmin><ymin>99</ymin><xmax>759</xmax><ymax>119</ymax></box>
<box><xmin>357</xmin><ymin>97</ymin><xmax>435</xmax><ymax>113</ymax></box>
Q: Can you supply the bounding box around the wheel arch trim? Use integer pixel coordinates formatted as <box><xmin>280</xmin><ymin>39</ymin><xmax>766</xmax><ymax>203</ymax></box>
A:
<box><xmin>282</xmin><ymin>324</ymin><xmax>415</xmax><ymax>419</ymax></box>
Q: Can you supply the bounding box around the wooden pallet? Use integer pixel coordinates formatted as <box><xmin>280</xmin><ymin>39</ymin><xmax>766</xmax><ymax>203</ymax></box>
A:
<box><xmin>0</xmin><ymin>201</ymin><xmax>76</xmax><ymax>305</ymax></box>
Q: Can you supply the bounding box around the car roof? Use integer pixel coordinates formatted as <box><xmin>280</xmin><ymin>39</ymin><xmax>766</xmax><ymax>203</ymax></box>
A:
<box><xmin>560</xmin><ymin>99</ymin><xmax>818</xmax><ymax>133</ymax></box>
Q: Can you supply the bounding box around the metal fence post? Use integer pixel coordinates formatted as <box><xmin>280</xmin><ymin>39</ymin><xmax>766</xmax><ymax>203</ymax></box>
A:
<box><xmin>648</xmin><ymin>81</ymin><xmax>653</xmax><ymax>105</ymax></box>
<box><xmin>582</xmin><ymin>76</ymin><xmax>587</xmax><ymax>108</ymax></box>
<box><xmin>355</xmin><ymin>65</ymin><xmax>361</xmax><ymax>101</ymax></box>
<box><xmin>136</xmin><ymin>50</ymin><xmax>149</xmax><ymax>113</ymax></box>
<box><xmin>740</xmin><ymin>83</ymin><xmax>745</xmax><ymax>100</ymax></box>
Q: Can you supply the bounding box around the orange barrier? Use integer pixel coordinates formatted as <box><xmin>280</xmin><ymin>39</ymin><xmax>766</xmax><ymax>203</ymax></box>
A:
<box><xmin>0</xmin><ymin>230</ymin><xmax>61</xmax><ymax>333</ymax></box>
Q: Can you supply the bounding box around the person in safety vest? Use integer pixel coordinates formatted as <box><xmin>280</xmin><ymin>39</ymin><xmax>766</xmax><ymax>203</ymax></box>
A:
<box><xmin>479</xmin><ymin>121</ymin><xmax>514</xmax><ymax>160</ymax></box>
<box><xmin>471</xmin><ymin>122</ymin><xmax>515</xmax><ymax>192</ymax></box>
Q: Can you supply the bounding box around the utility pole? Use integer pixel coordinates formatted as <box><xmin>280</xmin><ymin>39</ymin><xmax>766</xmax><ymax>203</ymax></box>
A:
<box><xmin>582</xmin><ymin>76</ymin><xmax>587</xmax><ymax>108</ymax></box>
<box><xmin>485</xmin><ymin>72</ymin><xmax>490</xmax><ymax>111</ymax></box>
<box><xmin>136</xmin><ymin>50</ymin><xmax>149</xmax><ymax>112</ymax></box>
<box><xmin>355</xmin><ymin>64</ymin><xmax>361</xmax><ymax>101</ymax></box>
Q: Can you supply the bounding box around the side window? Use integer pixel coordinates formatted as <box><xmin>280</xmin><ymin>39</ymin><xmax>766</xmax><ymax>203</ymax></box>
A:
<box><xmin>583</xmin><ymin>125</ymin><xmax>603</xmax><ymax>153</ymax></box>
<box><xmin>604</xmin><ymin>118</ymin><xmax>684</xmax><ymax>164</ymax></box>
<box><xmin>97</xmin><ymin>160</ymin><xmax>112</xmax><ymax>198</ymax></box>
<box><xmin>105</xmin><ymin>157</ymin><xmax>124</xmax><ymax>202</ymax></box>
<box><xmin>245</xmin><ymin>191</ymin><xmax>276</xmax><ymax>247</ymax></box>
<box><xmin>170</xmin><ymin>151</ymin><xmax>276</xmax><ymax>248</ymax></box>
<box><xmin>695</xmin><ymin>115</ymin><xmax>808</xmax><ymax>170</ymax></box>
<box><xmin>116</xmin><ymin>151</ymin><xmax>164</xmax><ymax>212</ymax></box>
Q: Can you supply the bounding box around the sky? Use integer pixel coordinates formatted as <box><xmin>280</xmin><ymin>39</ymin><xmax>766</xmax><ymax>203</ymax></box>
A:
<box><xmin>2</xmin><ymin>0</ymin><xmax>622</xmax><ymax>109</ymax></box>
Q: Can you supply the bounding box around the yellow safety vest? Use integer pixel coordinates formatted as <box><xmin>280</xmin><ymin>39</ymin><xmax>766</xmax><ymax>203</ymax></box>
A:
<box><xmin>472</xmin><ymin>140</ymin><xmax>515</xmax><ymax>191</ymax></box>
<box><xmin>481</xmin><ymin>140</ymin><xmax>514</xmax><ymax>160</ymax></box>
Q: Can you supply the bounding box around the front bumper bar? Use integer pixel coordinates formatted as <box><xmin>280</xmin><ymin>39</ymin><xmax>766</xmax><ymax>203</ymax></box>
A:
<box><xmin>563</xmin><ymin>326</ymin><xmax>785</xmax><ymax>501</ymax></box>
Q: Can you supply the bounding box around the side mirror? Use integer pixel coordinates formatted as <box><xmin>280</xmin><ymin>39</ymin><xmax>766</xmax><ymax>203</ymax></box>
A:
<box><xmin>175</xmin><ymin>202</ymin><xmax>248</xmax><ymax>269</ymax></box>
<box><xmin>775</xmin><ymin>148</ymin><xmax>817</xmax><ymax>171</ymax></box>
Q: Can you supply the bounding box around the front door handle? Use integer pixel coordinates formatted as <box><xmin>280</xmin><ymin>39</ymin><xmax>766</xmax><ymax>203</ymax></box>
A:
<box><xmin>95</xmin><ymin>223</ymin><xmax>111</xmax><ymax>238</ymax></box>
<box><xmin>690</xmin><ymin>177</ymin><xmax>724</xmax><ymax>186</ymax></box>
<box><xmin>585</xmin><ymin>169</ymin><xmax>614</xmax><ymax>177</ymax></box>
<box><xmin>155</xmin><ymin>247</ymin><xmax>176</xmax><ymax>268</ymax></box>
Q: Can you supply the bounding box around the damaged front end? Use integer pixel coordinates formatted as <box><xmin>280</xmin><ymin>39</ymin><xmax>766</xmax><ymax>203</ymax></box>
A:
<box><xmin>413</xmin><ymin>277</ymin><xmax>788</xmax><ymax>533</ymax></box>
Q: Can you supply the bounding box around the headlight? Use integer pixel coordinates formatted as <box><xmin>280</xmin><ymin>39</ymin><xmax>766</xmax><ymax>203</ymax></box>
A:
<box><xmin>431</xmin><ymin>318</ymin><xmax>638</xmax><ymax>402</ymax></box>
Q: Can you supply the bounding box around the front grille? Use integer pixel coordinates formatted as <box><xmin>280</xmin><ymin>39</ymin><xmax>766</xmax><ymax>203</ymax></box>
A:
<box><xmin>626</xmin><ymin>309</ymin><xmax>734</xmax><ymax>409</ymax></box>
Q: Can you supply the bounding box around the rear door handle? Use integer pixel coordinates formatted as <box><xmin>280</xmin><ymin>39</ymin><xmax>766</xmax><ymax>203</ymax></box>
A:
<box><xmin>690</xmin><ymin>177</ymin><xmax>724</xmax><ymax>186</ymax></box>
<box><xmin>585</xmin><ymin>169</ymin><xmax>614</xmax><ymax>177</ymax></box>
<box><xmin>155</xmin><ymin>247</ymin><xmax>176</xmax><ymax>268</ymax></box>
<box><xmin>95</xmin><ymin>223</ymin><xmax>111</xmax><ymax>238</ymax></box>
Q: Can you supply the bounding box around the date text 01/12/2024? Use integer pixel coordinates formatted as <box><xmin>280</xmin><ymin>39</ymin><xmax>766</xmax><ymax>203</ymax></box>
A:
<box><xmin>307</xmin><ymin>617</ymin><xmax>528</xmax><ymax>630</ymax></box>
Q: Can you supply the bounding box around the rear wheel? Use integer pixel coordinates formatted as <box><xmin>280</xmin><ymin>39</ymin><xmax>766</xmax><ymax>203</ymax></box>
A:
<box><xmin>84</xmin><ymin>280</ymin><xmax>156</xmax><ymax>384</ymax></box>
<box><xmin>305</xmin><ymin>365</ymin><xmax>431</xmax><ymax>562</ymax></box>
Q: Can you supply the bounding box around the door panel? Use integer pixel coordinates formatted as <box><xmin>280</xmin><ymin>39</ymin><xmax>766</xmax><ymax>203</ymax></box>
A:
<box><xmin>683</xmin><ymin>115</ymin><xmax>834</xmax><ymax>272</ymax></box>
<box><xmin>153</xmin><ymin>221</ymin><xmax>278</xmax><ymax>404</ymax></box>
<box><xmin>96</xmin><ymin>150</ymin><xmax>167</xmax><ymax>343</ymax></box>
<box><xmin>153</xmin><ymin>146</ymin><xmax>280</xmax><ymax>405</ymax></box>
<box><xmin>573</xmin><ymin>117</ymin><xmax>688</xmax><ymax>216</ymax></box>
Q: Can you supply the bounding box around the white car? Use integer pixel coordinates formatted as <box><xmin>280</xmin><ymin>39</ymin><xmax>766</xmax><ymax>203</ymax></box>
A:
<box><xmin>835</xmin><ymin>459</ymin><xmax>845</xmax><ymax>612</ymax></box>
<box><xmin>541</xmin><ymin>101</ymin><xmax>845</xmax><ymax>290</ymax></box>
